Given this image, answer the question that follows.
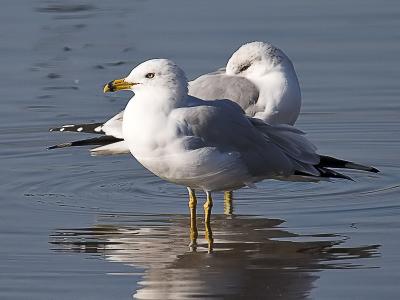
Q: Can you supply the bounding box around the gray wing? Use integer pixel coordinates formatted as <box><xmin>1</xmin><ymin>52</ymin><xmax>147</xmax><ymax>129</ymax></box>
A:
<box><xmin>188</xmin><ymin>73</ymin><xmax>259</xmax><ymax>116</ymax></box>
<box><xmin>173</xmin><ymin>99</ymin><xmax>318</xmax><ymax>179</ymax></box>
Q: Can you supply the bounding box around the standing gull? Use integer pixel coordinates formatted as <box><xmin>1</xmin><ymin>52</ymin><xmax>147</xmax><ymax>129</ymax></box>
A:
<box><xmin>50</xmin><ymin>41</ymin><xmax>302</xmax><ymax>212</ymax></box>
<box><xmin>102</xmin><ymin>58</ymin><xmax>378</xmax><ymax>250</ymax></box>
<box><xmin>50</xmin><ymin>42</ymin><xmax>378</xmax><ymax>212</ymax></box>
<box><xmin>48</xmin><ymin>41</ymin><xmax>301</xmax><ymax>155</ymax></box>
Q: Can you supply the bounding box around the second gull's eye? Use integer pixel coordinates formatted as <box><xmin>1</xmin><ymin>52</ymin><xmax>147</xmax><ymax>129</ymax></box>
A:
<box><xmin>239</xmin><ymin>64</ymin><xmax>250</xmax><ymax>73</ymax></box>
<box><xmin>145</xmin><ymin>72</ymin><xmax>155</xmax><ymax>79</ymax></box>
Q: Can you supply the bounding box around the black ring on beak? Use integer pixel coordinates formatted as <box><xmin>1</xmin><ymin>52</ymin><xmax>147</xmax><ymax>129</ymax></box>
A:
<box><xmin>107</xmin><ymin>81</ymin><xmax>115</xmax><ymax>92</ymax></box>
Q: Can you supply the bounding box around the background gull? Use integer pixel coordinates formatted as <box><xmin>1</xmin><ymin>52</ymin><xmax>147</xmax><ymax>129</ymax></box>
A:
<box><xmin>49</xmin><ymin>41</ymin><xmax>301</xmax><ymax>155</ymax></box>
<box><xmin>101</xmin><ymin>58</ymin><xmax>378</xmax><ymax>250</ymax></box>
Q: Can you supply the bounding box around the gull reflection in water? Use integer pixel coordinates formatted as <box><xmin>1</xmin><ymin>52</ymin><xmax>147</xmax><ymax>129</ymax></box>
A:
<box><xmin>50</xmin><ymin>214</ymin><xmax>379</xmax><ymax>299</ymax></box>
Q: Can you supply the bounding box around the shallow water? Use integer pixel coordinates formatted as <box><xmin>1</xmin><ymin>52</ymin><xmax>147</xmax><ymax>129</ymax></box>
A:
<box><xmin>1</xmin><ymin>0</ymin><xmax>400</xmax><ymax>299</ymax></box>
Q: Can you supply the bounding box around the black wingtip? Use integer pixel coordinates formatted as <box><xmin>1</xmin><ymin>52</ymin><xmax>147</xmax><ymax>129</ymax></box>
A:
<box><xmin>344</xmin><ymin>162</ymin><xmax>380</xmax><ymax>174</ymax></box>
<box><xmin>343</xmin><ymin>173</ymin><xmax>355</xmax><ymax>182</ymax></box>
<box><xmin>47</xmin><ymin>136</ymin><xmax>123</xmax><ymax>151</ymax></box>
<box><xmin>294</xmin><ymin>168</ymin><xmax>354</xmax><ymax>181</ymax></box>
<box><xmin>48</xmin><ymin>122</ymin><xmax>105</xmax><ymax>134</ymax></box>
<box><xmin>319</xmin><ymin>155</ymin><xmax>380</xmax><ymax>174</ymax></box>
<box><xmin>323</xmin><ymin>168</ymin><xmax>355</xmax><ymax>181</ymax></box>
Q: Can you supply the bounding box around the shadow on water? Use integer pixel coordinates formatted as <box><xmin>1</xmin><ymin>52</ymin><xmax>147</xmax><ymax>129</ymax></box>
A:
<box><xmin>35</xmin><ymin>4</ymin><xmax>95</xmax><ymax>14</ymax></box>
<box><xmin>50</xmin><ymin>213</ymin><xmax>380</xmax><ymax>299</ymax></box>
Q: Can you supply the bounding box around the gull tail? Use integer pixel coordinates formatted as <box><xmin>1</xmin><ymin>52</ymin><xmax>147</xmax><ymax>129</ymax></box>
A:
<box><xmin>48</xmin><ymin>136</ymin><xmax>122</xmax><ymax>150</ymax></box>
<box><xmin>295</xmin><ymin>167</ymin><xmax>354</xmax><ymax>181</ymax></box>
<box><xmin>49</xmin><ymin>122</ymin><xmax>105</xmax><ymax>134</ymax></box>
<box><xmin>318</xmin><ymin>155</ymin><xmax>379</xmax><ymax>173</ymax></box>
<box><xmin>89</xmin><ymin>141</ymin><xmax>130</xmax><ymax>156</ymax></box>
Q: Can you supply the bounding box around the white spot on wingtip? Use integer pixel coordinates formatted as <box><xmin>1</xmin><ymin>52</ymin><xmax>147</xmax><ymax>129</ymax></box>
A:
<box><xmin>77</xmin><ymin>127</ymin><xmax>83</xmax><ymax>132</ymax></box>
<box><xmin>63</xmin><ymin>125</ymin><xmax>75</xmax><ymax>128</ymax></box>
<box><xmin>60</xmin><ymin>128</ymin><xmax>65</xmax><ymax>131</ymax></box>
<box><xmin>94</xmin><ymin>126</ymin><xmax>102</xmax><ymax>132</ymax></box>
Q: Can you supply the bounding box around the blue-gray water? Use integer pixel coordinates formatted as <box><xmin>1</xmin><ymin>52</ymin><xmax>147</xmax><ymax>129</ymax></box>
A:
<box><xmin>1</xmin><ymin>0</ymin><xmax>399</xmax><ymax>299</ymax></box>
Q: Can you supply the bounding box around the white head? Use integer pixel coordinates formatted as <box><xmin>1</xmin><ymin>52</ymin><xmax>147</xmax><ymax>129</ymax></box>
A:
<box><xmin>104</xmin><ymin>59</ymin><xmax>188</xmax><ymax>97</ymax></box>
<box><xmin>226</xmin><ymin>41</ymin><xmax>291</xmax><ymax>79</ymax></box>
<box><xmin>226</xmin><ymin>42</ymin><xmax>301</xmax><ymax>125</ymax></box>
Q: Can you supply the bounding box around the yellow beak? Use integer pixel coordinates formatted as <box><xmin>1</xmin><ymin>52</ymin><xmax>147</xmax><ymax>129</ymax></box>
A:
<box><xmin>103</xmin><ymin>78</ymin><xmax>135</xmax><ymax>93</ymax></box>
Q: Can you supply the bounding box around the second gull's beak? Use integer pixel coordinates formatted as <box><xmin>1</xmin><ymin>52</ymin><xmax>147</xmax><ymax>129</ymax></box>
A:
<box><xmin>103</xmin><ymin>78</ymin><xmax>135</xmax><ymax>93</ymax></box>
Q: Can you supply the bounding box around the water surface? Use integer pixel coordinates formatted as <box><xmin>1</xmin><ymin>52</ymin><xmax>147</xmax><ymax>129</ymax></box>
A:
<box><xmin>0</xmin><ymin>0</ymin><xmax>399</xmax><ymax>299</ymax></box>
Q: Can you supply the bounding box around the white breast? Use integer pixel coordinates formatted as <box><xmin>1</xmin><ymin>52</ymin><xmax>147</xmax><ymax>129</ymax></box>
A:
<box><xmin>122</xmin><ymin>96</ymin><xmax>250</xmax><ymax>191</ymax></box>
<box><xmin>252</xmin><ymin>64</ymin><xmax>301</xmax><ymax>125</ymax></box>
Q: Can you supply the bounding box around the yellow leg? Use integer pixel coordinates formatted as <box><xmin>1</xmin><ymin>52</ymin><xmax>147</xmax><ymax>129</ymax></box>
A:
<box><xmin>204</xmin><ymin>191</ymin><xmax>213</xmax><ymax>224</ymax></box>
<box><xmin>204</xmin><ymin>191</ymin><xmax>214</xmax><ymax>253</ymax></box>
<box><xmin>205</xmin><ymin>217</ymin><xmax>214</xmax><ymax>253</ymax></box>
<box><xmin>187</xmin><ymin>187</ymin><xmax>198</xmax><ymax>251</ymax></box>
<box><xmin>223</xmin><ymin>191</ymin><xmax>233</xmax><ymax>215</ymax></box>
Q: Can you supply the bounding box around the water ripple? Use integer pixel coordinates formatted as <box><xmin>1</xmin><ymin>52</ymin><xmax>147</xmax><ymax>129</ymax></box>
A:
<box><xmin>50</xmin><ymin>214</ymin><xmax>380</xmax><ymax>299</ymax></box>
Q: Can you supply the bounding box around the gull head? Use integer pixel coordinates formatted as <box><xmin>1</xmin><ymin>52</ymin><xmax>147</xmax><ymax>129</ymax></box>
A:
<box><xmin>226</xmin><ymin>41</ymin><xmax>290</xmax><ymax>79</ymax></box>
<box><xmin>104</xmin><ymin>59</ymin><xmax>188</xmax><ymax>95</ymax></box>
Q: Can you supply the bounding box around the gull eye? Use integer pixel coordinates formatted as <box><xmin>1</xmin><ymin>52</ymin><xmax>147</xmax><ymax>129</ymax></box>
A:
<box><xmin>239</xmin><ymin>64</ymin><xmax>250</xmax><ymax>73</ymax></box>
<box><xmin>145</xmin><ymin>72</ymin><xmax>155</xmax><ymax>79</ymax></box>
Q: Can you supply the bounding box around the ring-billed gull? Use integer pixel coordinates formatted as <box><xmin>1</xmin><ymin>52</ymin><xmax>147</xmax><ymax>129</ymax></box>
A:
<box><xmin>101</xmin><ymin>58</ymin><xmax>378</xmax><ymax>250</ymax></box>
<box><xmin>50</xmin><ymin>41</ymin><xmax>303</xmax><ymax>212</ymax></box>
<box><xmin>49</xmin><ymin>41</ymin><xmax>301</xmax><ymax>155</ymax></box>
<box><xmin>49</xmin><ymin>42</ymin><xmax>375</xmax><ymax>211</ymax></box>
